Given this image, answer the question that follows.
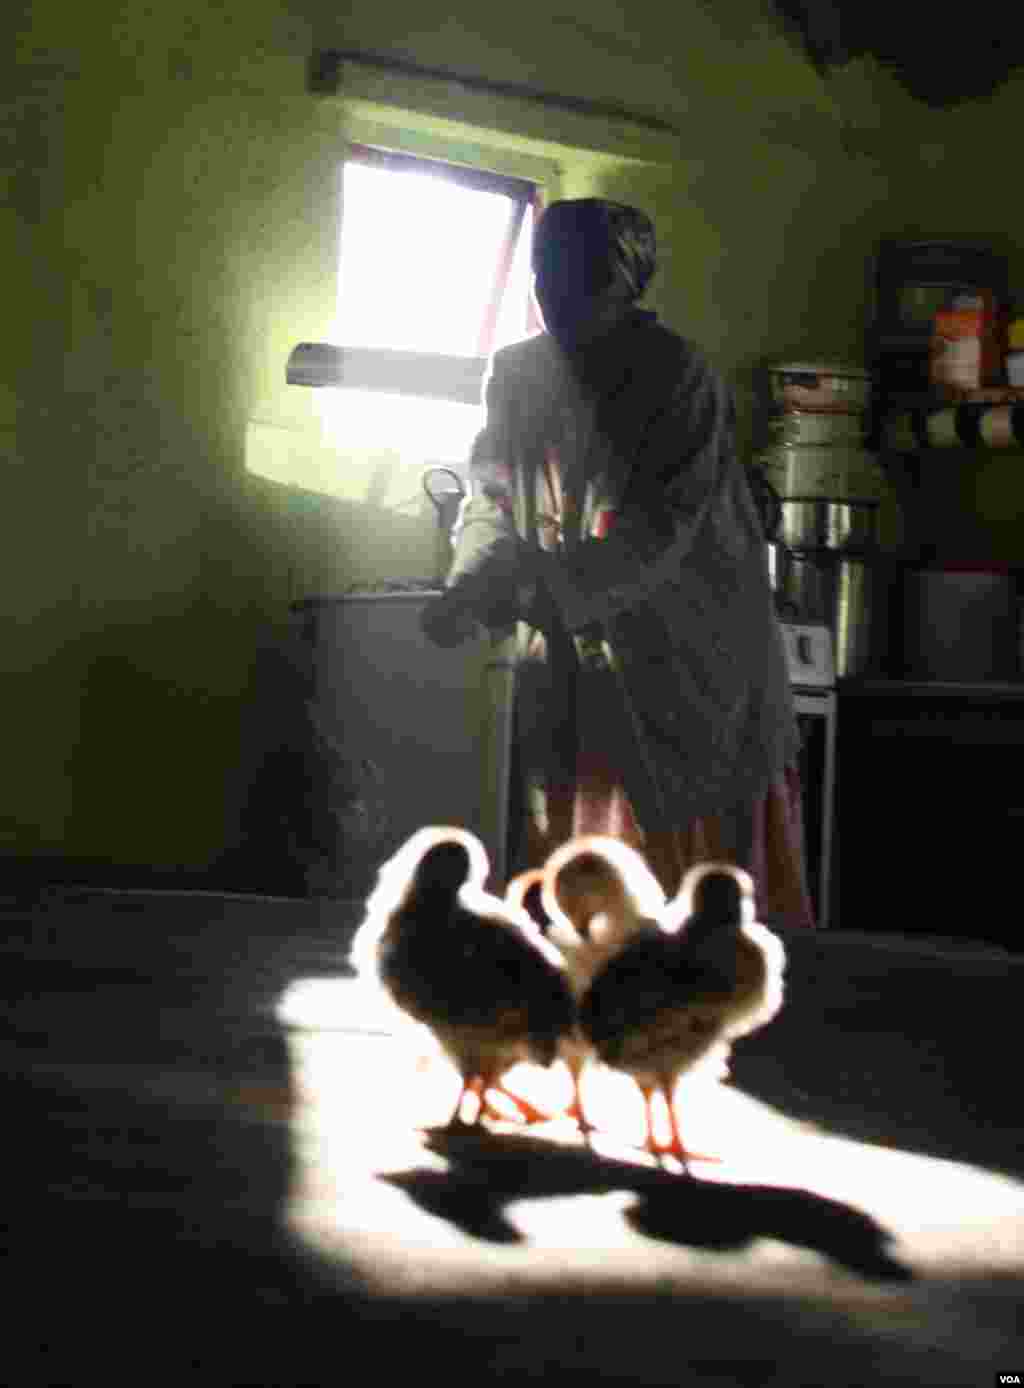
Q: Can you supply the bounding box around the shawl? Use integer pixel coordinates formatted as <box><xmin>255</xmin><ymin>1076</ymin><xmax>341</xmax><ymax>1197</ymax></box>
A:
<box><xmin>445</xmin><ymin>310</ymin><xmax>800</xmax><ymax>827</ymax></box>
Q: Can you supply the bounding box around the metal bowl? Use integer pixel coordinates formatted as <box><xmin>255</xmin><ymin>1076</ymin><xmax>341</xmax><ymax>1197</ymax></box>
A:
<box><xmin>779</xmin><ymin>499</ymin><xmax>880</xmax><ymax>551</ymax></box>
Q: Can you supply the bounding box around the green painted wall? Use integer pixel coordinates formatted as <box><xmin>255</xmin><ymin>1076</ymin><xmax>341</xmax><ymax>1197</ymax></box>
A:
<box><xmin>6</xmin><ymin>0</ymin><xmax>1022</xmax><ymax>875</ymax></box>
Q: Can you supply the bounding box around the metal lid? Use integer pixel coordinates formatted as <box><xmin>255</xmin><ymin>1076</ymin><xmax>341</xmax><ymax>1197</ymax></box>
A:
<box><xmin>769</xmin><ymin>362</ymin><xmax>872</xmax><ymax>380</ymax></box>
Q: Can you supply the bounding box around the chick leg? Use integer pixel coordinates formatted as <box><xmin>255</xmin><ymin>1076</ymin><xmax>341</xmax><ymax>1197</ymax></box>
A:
<box><xmin>635</xmin><ymin>1080</ymin><xmax>718</xmax><ymax>1166</ymax></box>
<box><xmin>480</xmin><ymin>1082</ymin><xmax>554</xmax><ymax>1126</ymax></box>
<box><xmin>443</xmin><ymin>1074</ymin><xmax>485</xmax><ymax>1131</ymax></box>
<box><xmin>564</xmin><ymin>1054</ymin><xmax>596</xmax><ymax>1137</ymax></box>
<box><xmin>661</xmin><ymin>1076</ymin><xmax>721</xmax><ymax>1167</ymax></box>
<box><xmin>637</xmin><ymin>1082</ymin><xmax>661</xmax><ymax>1159</ymax></box>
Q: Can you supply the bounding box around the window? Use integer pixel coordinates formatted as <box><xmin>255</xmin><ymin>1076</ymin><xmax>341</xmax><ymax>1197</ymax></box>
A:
<box><xmin>315</xmin><ymin>145</ymin><xmax>540</xmax><ymax>465</ymax></box>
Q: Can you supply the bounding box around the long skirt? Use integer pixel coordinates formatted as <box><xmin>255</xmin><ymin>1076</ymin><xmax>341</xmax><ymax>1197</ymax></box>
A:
<box><xmin>510</xmin><ymin>742</ymin><xmax>817</xmax><ymax>929</ymax></box>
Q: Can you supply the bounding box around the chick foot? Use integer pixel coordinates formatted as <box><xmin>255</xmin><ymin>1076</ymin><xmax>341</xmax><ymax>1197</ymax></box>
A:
<box><xmin>481</xmin><ymin>1083</ymin><xmax>553</xmax><ymax>1125</ymax></box>
<box><xmin>642</xmin><ymin>1134</ymin><xmax>721</xmax><ymax>1166</ymax></box>
<box><xmin>433</xmin><ymin>1076</ymin><xmax>489</xmax><ymax>1132</ymax></box>
<box><xmin>565</xmin><ymin>1098</ymin><xmax>598</xmax><ymax>1136</ymax></box>
<box><xmin>638</xmin><ymin>1084</ymin><xmax>721</xmax><ymax>1167</ymax></box>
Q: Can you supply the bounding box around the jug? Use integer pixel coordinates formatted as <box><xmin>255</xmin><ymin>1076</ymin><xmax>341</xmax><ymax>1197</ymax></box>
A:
<box><xmin>422</xmin><ymin>466</ymin><xmax>467</xmax><ymax>585</ymax></box>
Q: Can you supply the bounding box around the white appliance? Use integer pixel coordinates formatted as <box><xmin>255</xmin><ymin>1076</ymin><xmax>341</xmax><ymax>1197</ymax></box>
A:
<box><xmin>779</xmin><ymin>622</ymin><xmax>835</xmax><ymax>687</ymax></box>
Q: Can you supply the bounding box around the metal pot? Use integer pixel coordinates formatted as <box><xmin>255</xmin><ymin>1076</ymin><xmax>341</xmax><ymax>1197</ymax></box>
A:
<box><xmin>774</xmin><ymin>548</ymin><xmax>889</xmax><ymax>678</ymax></box>
<box><xmin>779</xmin><ymin>499</ymin><xmax>880</xmax><ymax>551</ymax></box>
<box><xmin>775</xmin><ymin>549</ymin><xmax>834</xmax><ymax>624</ymax></box>
<box><xmin>825</xmin><ymin>500</ymin><xmax>880</xmax><ymax>550</ymax></box>
<box><xmin>779</xmin><ymin>500</ymin><xmax>826</xmax><ymax>550</ymax></box>
<box><xmin>834</xmin><ymin>557</ymin><xmax>886</xmax><ymax>680</ymax></box>
<box><xmin>756</xmin><ymin>443</ymin><xmax>887</xmax><ymax>503</ymax></box>
<box><xmin>766</xmin><ymin>411</ymin><xmax>866</xmax><ymax>448</ymax></box>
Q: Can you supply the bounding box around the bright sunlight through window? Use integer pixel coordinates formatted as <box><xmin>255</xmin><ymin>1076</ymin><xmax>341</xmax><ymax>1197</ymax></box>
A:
<box><xmin>315</xmin><ymin>155</ymin><xmax>536</xmax><ymax>465</ymax></box>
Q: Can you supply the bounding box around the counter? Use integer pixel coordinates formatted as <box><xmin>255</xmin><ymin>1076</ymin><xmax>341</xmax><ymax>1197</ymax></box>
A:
<box><xmin>832</xmin><ymin>678</ymin><xmax>1024</xmax><ymax>948</ymax></box>
<box><xmin>839</xmin><ymin>677</ymin><xmax>1024</xmax><ymax>701</ymax></box>
<box><xmin>293</xmin><ymin>590</ymin><xmax>511</xmax><ymax>892</ymax></box>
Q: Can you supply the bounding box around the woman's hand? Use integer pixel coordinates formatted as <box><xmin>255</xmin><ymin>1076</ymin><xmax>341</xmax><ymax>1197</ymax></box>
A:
<box><xmin>520</xmin><ymin>543</ymin><xmax>598</xmax><ymax>633</ymax></box>
<box><xmin>419</xmin><ymin>592</ymin><xmax>480</xmax><ymax>649</ymax></box>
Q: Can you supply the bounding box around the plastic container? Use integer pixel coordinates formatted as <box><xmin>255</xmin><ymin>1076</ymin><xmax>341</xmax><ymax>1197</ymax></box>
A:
<box><xmin>768</xmin><ymin>362</ymin><xmax>871</xmax><ymax>414</ymax></box>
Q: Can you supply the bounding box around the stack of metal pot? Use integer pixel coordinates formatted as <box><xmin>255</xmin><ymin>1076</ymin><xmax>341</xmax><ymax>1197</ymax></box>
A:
<box><xmin>751</xmin><ymin>361</ymin><xmax>894</xmax><ymax>679</ymax></box>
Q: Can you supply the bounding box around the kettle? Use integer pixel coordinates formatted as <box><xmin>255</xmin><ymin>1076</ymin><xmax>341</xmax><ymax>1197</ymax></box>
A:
<box><xmin>422</xmin><ymin>466</ymin><xmax>467</xmax><ymax>585</ymax></box>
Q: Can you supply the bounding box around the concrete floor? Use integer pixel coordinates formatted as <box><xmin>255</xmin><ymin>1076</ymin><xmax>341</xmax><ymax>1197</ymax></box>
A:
<box><xmin>4</xmin><ymin>887</ymin><xmax>1022</xmax><ymax>1384</ymax></box>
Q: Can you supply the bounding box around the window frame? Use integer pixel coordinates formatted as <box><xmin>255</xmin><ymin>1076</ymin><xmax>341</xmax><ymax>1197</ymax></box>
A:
<box><xmin>340</xmin><ymin>142</ymin><xmax>543</xmax><ymax>357</ymax></box>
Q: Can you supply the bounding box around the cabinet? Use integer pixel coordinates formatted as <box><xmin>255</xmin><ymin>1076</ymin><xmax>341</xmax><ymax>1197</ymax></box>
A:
<box><xmin>295</xmin><ymin>592</ymin><xmax>510</xmax><ymax>895</ymax></box>
<box><xmin>834</xmin><ymin>681</ymin><xmax>1024</xmax><ymax>949</ymax></box>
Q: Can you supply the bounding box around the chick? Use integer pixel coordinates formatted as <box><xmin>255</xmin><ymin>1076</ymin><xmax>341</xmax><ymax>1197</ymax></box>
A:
<box><xmin>535</xmin><ymin>836</ymin><xmax>668</xmax><ymax>1136</ymax></box>
<box><xmin>539</xmin><ymin>835</ymin><xmax>668</xmax><ymax>997</ymax></box>
<box><xmin>578</xmin><ymin>862</ymin><xmax>786</xmax><ymax>1170</ymax></box>
<box><xmin>505</xmin><ymin>869</ymin><xmax>550</xmax><ymax>936</ymax></box>
<box><xmin>506</xmin><ymin>865</ymin><xmax>591</xmax><ymax>1133</ymax></box>
<box><xmin>352</xmin><ymin>826</ymin><xmax>576</xmax><ymax>1130</ymax></box>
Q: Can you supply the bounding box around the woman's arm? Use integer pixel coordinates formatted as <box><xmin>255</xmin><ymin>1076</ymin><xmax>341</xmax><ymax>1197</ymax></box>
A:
<box><xmin>444</xmin><ymin>357</ymin><xmax>522</xmax><ymax>602</ymax></box>
<box><xmin>524</xmin><ymin>353</ymin><xmax>736</xmax><ymax>632</ymax></box>
<box><xmin>420</xmin><ymin>355</ymin><xmax>525</xmax><ymax>646</ymax></box>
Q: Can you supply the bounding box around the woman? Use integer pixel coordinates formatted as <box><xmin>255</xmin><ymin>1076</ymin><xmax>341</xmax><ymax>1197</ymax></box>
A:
<box><xmin>421</xmin><ymin>198</ymin><xmax>814</xmax><ymax>927</ymax></box>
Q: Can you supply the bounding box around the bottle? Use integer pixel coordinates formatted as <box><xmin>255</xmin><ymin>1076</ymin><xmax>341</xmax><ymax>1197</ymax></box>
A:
<box><xmin>1006</xmin><ymin>318</ymin><xmax>1024</xmax><ymax>389</ymax></box>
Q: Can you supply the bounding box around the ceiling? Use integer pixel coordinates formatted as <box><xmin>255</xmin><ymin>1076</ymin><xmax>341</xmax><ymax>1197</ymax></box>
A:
<box><xmin>770</xmin><ymin>0</ymin><xmax>1024</xmax><ymax>106</ymax></box>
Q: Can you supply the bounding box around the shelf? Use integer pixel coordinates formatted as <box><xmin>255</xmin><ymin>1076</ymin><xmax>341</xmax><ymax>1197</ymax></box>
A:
<box><xmin>879</xmin><ymin>392</ymin><xmax>1024</xmax><ymax>452</ymax></box>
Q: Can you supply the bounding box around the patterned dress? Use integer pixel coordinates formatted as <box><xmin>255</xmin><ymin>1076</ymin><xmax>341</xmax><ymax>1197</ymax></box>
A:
<box><xmin>446</xmin><ymin>311</ymin><xmax>816</xmax><ymax>928</ymax></box>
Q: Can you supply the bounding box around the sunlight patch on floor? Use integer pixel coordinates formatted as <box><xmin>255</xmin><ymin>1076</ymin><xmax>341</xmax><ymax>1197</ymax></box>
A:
<box><xmin>279</xmin><ymin>974</ymin><xmax>1024</xmax><ymax>1296</ymax></box>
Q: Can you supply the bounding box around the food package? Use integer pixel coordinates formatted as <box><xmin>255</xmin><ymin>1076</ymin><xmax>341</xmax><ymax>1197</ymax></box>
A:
<box><xmin>929</xmin><ymin>291</ymin><xmax>1005</xmax><ymax>396</ymax></box>
<box><xmin>1007</xmin><ymin>318</ymin><xmax>1024</xmax><ymax>388</ymax></box>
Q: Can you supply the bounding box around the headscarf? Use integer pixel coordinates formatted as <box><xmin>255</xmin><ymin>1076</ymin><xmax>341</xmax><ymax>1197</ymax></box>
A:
<box><xmin>531</xmin><ymin>199</ymin><xmax>657</xmax><ymax>302</ymax></box>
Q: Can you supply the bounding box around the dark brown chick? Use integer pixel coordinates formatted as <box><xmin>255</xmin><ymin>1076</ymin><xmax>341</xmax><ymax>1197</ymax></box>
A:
<box><xmin>353</xmin><ymin>826</ymin><xmax>576</xmax><ymax>1130</ymax></box>
<box><xmin>533</xmin><ymin>836</ymin><xmax>668</xmax><ymax>1135</ymax></box>
<box><xmin>579</xmin><ymin>862</ymin><xmax>786</xmax><ymax>1170</ymax></box>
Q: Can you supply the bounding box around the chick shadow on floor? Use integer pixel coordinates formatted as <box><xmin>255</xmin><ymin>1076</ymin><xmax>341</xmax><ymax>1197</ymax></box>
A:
<box><xmin>379</xmin><ymin>1128</ymin><xmax>913</xmax><ymax>1284</ymax></box>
